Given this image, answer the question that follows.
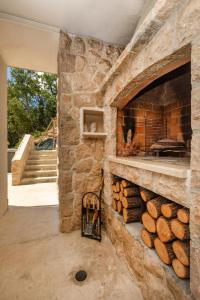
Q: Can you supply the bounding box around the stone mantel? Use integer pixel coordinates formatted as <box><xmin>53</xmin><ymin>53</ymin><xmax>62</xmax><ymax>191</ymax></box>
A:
<box><xmin>108</xmin><ymin>156</ymin><xmax>191</xmax><ymax>208</ymax></box>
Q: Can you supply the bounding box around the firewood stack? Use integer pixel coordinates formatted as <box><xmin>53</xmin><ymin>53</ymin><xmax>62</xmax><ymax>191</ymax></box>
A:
<box><xmin>140</xmin><ymin>188</ymin><xmax>190</xmax><ymax>279</ymax></box>
<box><xmin>111</xmin><ymin>176</ymin><xmax>190</xmax><ymax>279</ymax></box>
<box><xmin>112</xmin><ymin>177</ymin><xmax>144</xmax><ymax>223</ymax></box>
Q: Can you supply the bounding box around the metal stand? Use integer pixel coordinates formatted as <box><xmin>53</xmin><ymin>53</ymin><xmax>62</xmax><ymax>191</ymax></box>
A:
<box><xmin>81</xmin><ymin>170</ymin><xmax>103</xmax><ymax>242</ymax></box>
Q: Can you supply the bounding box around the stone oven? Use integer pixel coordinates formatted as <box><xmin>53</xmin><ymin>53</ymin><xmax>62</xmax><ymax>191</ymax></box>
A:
<box><xmin>117</xmin><ymin>63</ymin><xmax>192</xmax><ymax>158</ymax></box>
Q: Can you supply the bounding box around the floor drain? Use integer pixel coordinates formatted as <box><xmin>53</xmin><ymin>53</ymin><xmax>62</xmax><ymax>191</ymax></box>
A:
<box><xmin>75</xmin><ymin>270</ymin><xmax>87</xmax><ymax>282</ymax></box>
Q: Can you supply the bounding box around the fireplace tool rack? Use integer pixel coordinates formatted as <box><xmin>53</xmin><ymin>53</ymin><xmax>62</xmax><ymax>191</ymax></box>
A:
<box><xmin>81</xmin><ymin>170</ymin><xmax>103</xmax><ymax>241</ymax></box>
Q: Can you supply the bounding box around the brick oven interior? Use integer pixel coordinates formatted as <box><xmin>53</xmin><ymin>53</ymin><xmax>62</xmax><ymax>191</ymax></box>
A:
<box><xmin>117</xmin><ymin>63</ymin><xmax>192</xmax><ymax>161</ymax></box>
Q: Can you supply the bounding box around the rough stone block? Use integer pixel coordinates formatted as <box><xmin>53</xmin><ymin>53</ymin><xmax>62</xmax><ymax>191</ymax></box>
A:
<box><xmin>72</xmin><ymin>158</ymin><xmax>94</xmax><ymax>173</ymax></box>
<box><xmin>191</xmin><ymin>87</ymin><xmax>200</xmax><ymax>130</ymax></box>
<box><xmin>192</xmin><ymin>37</ymin><xmax>200</xmax><ymax>84</ymax></box>
<box><xmin>59</xmin><ymin>53</ymin><xmax>76</xmax><ymax>73</ymax></box>
<box><xmin>191</xmin><ymin>132</ymin><xmax>200</xmax><ymax>170</ymax></box>
<box><xmin>190</xmin><ymin>245</ymin><xmax>200</xmax><ymax>299</ymax></box>
<box><xmin>58</xmin><ymin>147</ymin><xmax>75</xmax><ymax>170</ymax></box>
<box><xmin>177</xmin><ymin>0</ymin><xmax>200</xmax><ymax>47</ymax></box>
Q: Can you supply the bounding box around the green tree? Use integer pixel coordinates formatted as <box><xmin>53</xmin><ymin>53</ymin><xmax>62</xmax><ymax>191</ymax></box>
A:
<box><xmin>8</xmin><ymin>68</ymin><xmax>57</xmax><ymax>148</ymax></box>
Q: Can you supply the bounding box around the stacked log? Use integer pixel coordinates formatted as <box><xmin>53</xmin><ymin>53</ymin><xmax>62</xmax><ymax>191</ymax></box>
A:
<box><xmin>117</xmin><ymin>200</ymin><xmax>123</xmax><ymax>214</ymax></box>
<box><xmin>177</xmin><ymin>208</ymin><xmax>190</xmax><ymax>224</ymax></box>
<box><xmin>142</xmin><ymin>212</ymin><xmax>157</xmax><ymax>233</ymax></box>
<box><xmin>140</xmin><ymin>188</ymin><xmax>156</xmax><ymax>202</ymax></box>
<box><xmin>141</xmin><ymin>228</ymin><xmax>156</xmax><ymax>248</ymax></box>
<box><xmin>156</xmin><ymin>217</ymin><xmax>175</xmax><ymax>242</ymax></box>
<box><xmin>172</xmin><ymin>240</ymin><xmax>190</xmax><ymax>266</ymax></box>
<box><xmin>154</xmin><ymin>238</ymin><xmax>175</xmax><ymax>265</ymax></box>
<box><xmin>147</xmin><ymin>197</ymin><xmax>169</xmax><ymax>219</ymax></box>
<box><xmin>111</xmin><ymin>175</ymin><xmax>190</xmax><ymax>279</ymax></box>
<box><xmin>171</xmin><ymin>219</ymin><xmax>190</xmax><ymax>241</ymax></box>
<box><xmin>172</xmin><ymin>259</ymin><xmax>190</xmax><ymax>279</ymax></box>
<box><xmin>111</xmin><ymin>177</ymin><xmax>143</xmax><ymax>223</ymax></box>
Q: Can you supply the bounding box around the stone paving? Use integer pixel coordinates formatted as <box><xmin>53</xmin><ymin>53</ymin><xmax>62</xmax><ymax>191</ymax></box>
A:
<box><xmin>0</xmin><ymin>176</ymin><xmax>143</xmax><ymax>300</ymax></box>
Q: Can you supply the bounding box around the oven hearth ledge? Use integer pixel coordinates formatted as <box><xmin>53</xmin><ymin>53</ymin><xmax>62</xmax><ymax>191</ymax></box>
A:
<box><xmin>109</xmin><ymin>156</ymin><xmax>190</xmax><ymax>179</ymax></box>
<box><xmin>108</xmin><ymin>156</ymin><xmax>191</xmax><ymax>208</ymax></box>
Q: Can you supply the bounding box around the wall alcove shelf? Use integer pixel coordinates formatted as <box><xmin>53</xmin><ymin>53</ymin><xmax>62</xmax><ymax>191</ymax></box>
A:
<box><xmin>80</xmin><ymin>107</ymin><xmax>107</xmax><ymax>139</ymax></box>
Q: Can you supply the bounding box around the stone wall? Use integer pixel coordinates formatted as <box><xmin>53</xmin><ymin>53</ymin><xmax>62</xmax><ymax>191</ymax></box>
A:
<box><xmin>0</xmin><ymin>55</ymin><xmax>8</xmax><ymax>217</ymax></box>
<box><xmin>12</xmin><ymin>134</ymin><xmax>35</xmax><ymax>185</ymax></box>
<box><xmin>57</xmin><ymin>31</ymin><xmax>122</xmax><ymax>232</ymax></box>
<box><xmin>102</xmin><ymin>1</ymin><xmax>200</xmax><ymax>299</ymax></box>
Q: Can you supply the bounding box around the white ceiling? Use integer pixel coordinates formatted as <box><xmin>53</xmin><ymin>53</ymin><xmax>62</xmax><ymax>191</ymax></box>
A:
<box><xmin>0</xmin><ymin>0</ymin><xmax>149</xmax><ymax>73</ymax></box>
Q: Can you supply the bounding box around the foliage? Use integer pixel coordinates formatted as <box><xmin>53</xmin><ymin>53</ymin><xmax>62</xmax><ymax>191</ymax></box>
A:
<box><xmin>8</xmin><ymin>68</ymin><xmax>57</xmax><ymax>148</ymax></box>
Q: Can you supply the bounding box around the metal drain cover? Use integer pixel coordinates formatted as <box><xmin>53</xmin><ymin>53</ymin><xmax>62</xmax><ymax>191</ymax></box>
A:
<box><xmin>75</xmin><ymin>270</ymin><xmax>87</xmax><ymax>282</ymax></box>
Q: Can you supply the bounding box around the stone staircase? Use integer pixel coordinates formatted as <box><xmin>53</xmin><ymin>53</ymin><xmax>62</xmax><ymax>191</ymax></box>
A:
<box><xmin>21</xmin><ymin>150</ymin><xmax>57</xmax><ymax>185</ymax></box>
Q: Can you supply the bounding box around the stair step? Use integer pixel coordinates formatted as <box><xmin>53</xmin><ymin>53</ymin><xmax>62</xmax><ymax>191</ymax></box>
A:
<box><xmin>31</xmin><ymin>150</ymin><xmax>57</xmax><ymax>156</ymax></box>
<box><xmin>20</xmin><ymin>176</ymin><xmax>57</xmax><ymax>185</ymax></box>
<box><xmin>29</xmin><ymin>155</ymin><xmax>57</xmax><ymax>160</ymax></box>
<box><xmin>25</xmin><ymin>164</ymin><xmax>56</xmax><ymax>171</ymax></box>
<box><xmin>23</xmin><ymin>170</ymin><xmax>57</xmax><ymax>178</ymax></box>
<box><xmin>27</xmin><ymin>159</ymin><xmax>57</xmax><ymax>165</ymax></box>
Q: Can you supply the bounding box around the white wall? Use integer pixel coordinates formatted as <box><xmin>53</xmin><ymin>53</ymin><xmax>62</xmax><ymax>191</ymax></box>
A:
<box><xmin>0</xmin><ymin>54</ymin><xmax>7</xmax><ymax>216</ymax></box>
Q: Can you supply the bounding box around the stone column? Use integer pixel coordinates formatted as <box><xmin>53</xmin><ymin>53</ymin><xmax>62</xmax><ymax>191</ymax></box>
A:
<box><xmin>0</xmin><ymin>55</ymin><xmax>8</xmax><ymax>217</ymax></box>
<box><xmin>190</xmin><ymin>36</ymin><xmax>200</xmax><ymax>299</ymax></box>
<box><xmin>57</xmin><ymin>32</ymin><xmax>122</xmax><ymax>232</ymax></box>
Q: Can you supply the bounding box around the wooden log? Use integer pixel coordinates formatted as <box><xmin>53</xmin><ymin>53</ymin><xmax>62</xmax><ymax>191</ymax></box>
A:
<box><xmin>120</xmin><ymin>183</ymin><xmax>124</xmax><ymax>193</ymax></box>
<box><xmin>112</xmin><ymin>199</ymin><xmax>117</xmax><ymax>211</ymax></box>
<box><xmin>140</xmin><ymin>189</ymin><xmax>156</xmax><ymax>202</ymax></box>
<box><xmin>113</xmin><ymin>192</ymin><xmax>120</xmax><ymax>201</ymax></box>
<box><xmin>117</xmin><ymin>200</ymin><xmax>123</xmax><ymax>214</ymax></box>
<box><xmin>121</xmin><ymin>179</ymin><xmax>133</xmax><ymax>188</ymax></box>
<box><xmin>119</xmin><ymin>191</ymin><xmax>123</xmax><ymax>202</ymax></box>
<box><xmin>171</xmin><ymin>219</ymin><xmax>190</xmax><ymax>241</ymax></box>
<box><xmin>172</xmin><ymin>259</ymin><xmax>190</xmax><ymax>279</ymax></box>
<box><xmin>112</xmin><ymin>177</ymin><xmax>120</xmax><ymax>184</ymax></box>
<box><xmin>115</xmin><ymin>182</ymin><xmax>120</xmax><ymax>192</ymax></box>
<box><xmin>177</xmin><ymin>208</ymin><xmax>190</xmax><ymax>224</ymax></box>
<box><xmin>112</xmin><ymin>185</ymin><xmax>117</xmax><ymax>192</ymax></box>
<box><xmin>142</xmin><ymin>212</ymin><xmax>157</xmax><ymax>233</ymax></box>
<box><xmin>123</xmin><ymin>187</ymin><xmax>139</xmax><ymax>197</ymax></box>
<box><xmin>147</xmin><ymin>196</ymin><xmax>169</xmax><ymax>219</ymax></box>
<box><xmin>156</xmin><ymin>216</ymin><xmax>175</xmax><ymax>242</ymax></box>
<box><xmin>141</xmin><ymin>228</ymin><xmax>156</xmax><ymax>248</ymax></box>
<box><xmin>161</xmin><ymin>202</ymin><xmax>180</xmax><ymax>219</ymax></box>
<box><xmin>172</xmin><ymin>240</ymin><xmax>190</xmax><ymax>266</ymax></box>
<box><xmin>154</xmin><ymin>238</ymin><xmax>175</xmax><ymax>265</ymax></box>
<box><xmin>123</xmin><ymin>208</ymin><xmax>142</xmax><ymax>223</ymax></box>
<box><xmin>122</xmin><ymin>196</ymin><xmax>142</xmax><ymax>209</ymax></box>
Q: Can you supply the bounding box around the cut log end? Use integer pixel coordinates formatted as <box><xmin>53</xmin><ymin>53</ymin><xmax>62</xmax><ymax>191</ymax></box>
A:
<box><xmin>154</xmin><ymin>238</ymin><xmax>175</xmax><ymax>265</ymax></box>
<box><xmin>172</xmin><ymin>240</ymin><xmax>190</xmax><ymax>266</ymax></box>
<box><xmin>171</xmin><ymin>219</ymin><xmax>190</xmax><ymax>241</ymax></box>
<box><xmin>156</xmin><ymin>216</ymin><xmax>175</xmax><ymax>243</ymax></box>
<box><xmin>141</xmin><ymin>228</ymin><xmax>156</xmax><ymax>248</ymax></box>
<box><xmin>142</xmin><ymin>212</ymin><xmax>157</xmax><ymax>233</ymax></box>
<box><xmin>117</xmin><ymin>200</ymin><xmax>123</xmax><ymax>214</ymax></box>
<box><xmin>172</xmin><ymin>259</ymin><xmax>190</xmax><ymax>279</ymax></box>
<box><xmin>147</xmin><ymin>196</ymin><xmax>169</xmax><ymax>219</ymax></box>
<box><xmin>161</xmin><ymin>203</ymin><xmax>180</xmax><ymax>219</ymax></box>
<box><xmin>121</xmin><ymin>179</ymin><xmax>132</xmax><ymax>188</ymax></box>
<box><xmin>140</xmin><ymin>189</ymin><xmax>156</xmax><ymax>202</ymax></box>
<box><xmin>177</xmin><ymin>208</ymin><xmax>190</xmax><ymax>224</ymax></box>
